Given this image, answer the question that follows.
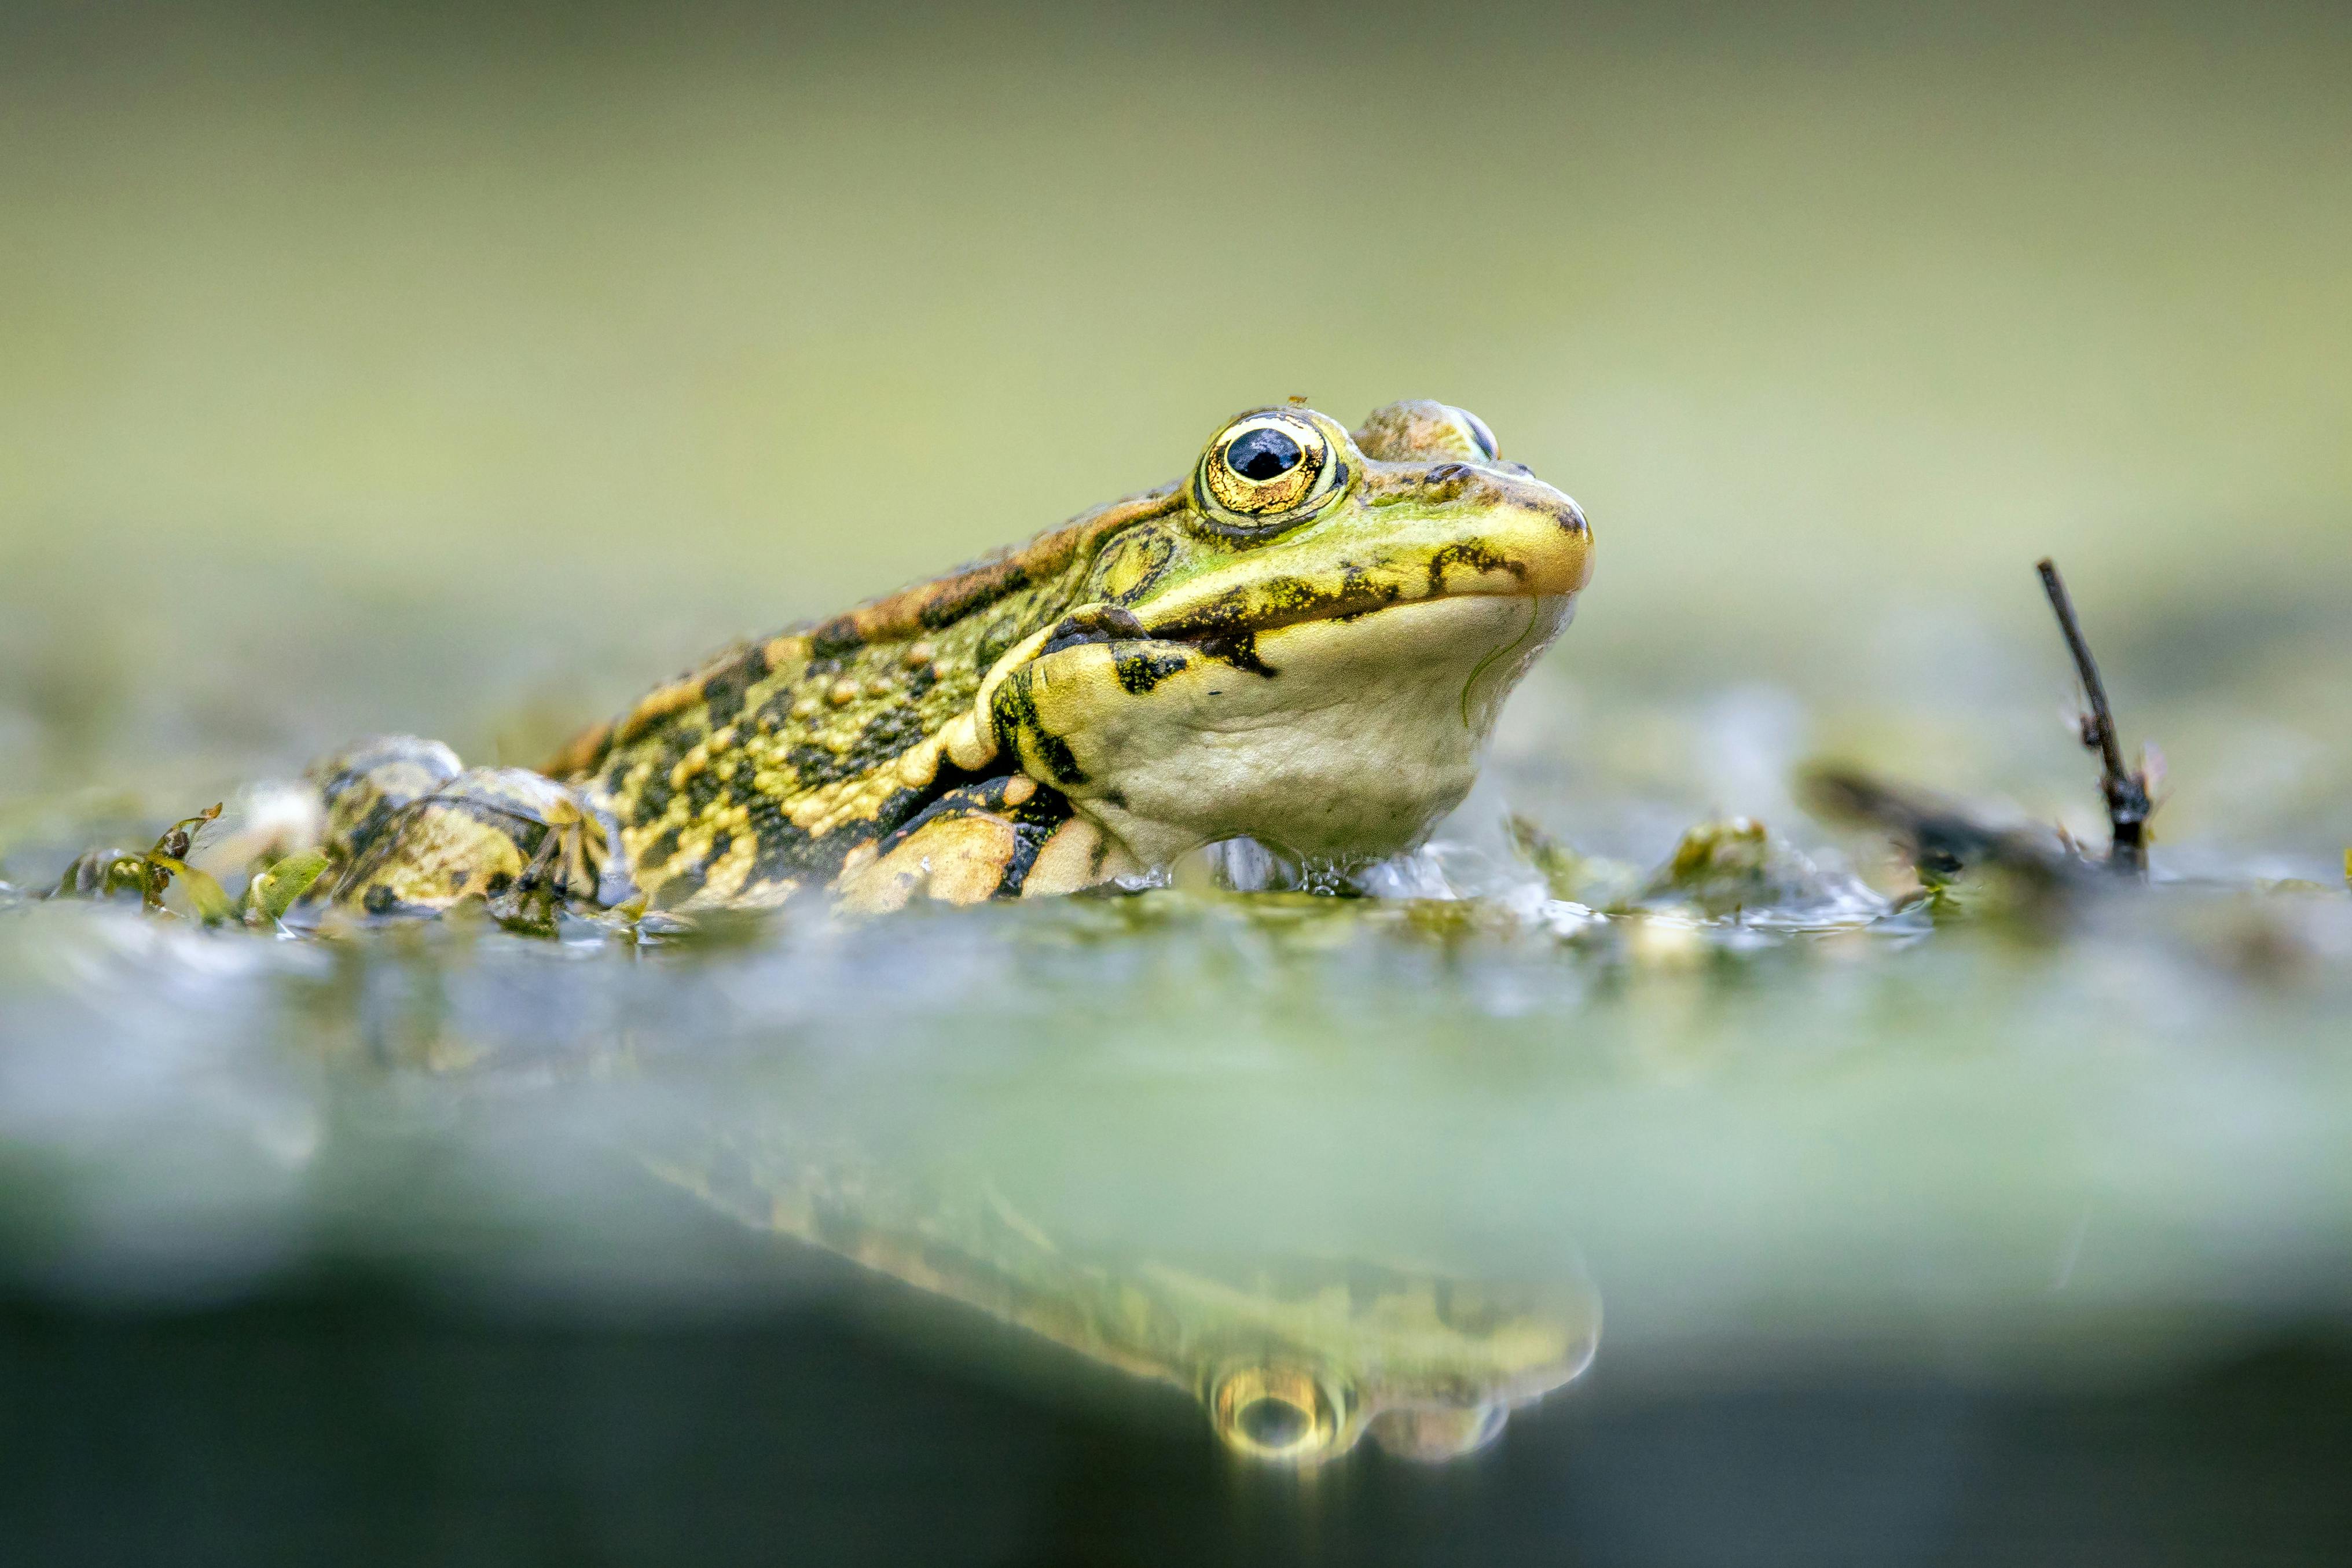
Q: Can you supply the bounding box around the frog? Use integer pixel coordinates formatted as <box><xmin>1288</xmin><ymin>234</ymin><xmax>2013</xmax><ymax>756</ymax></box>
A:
<box><xmin>308</xmin><ymin>399</ymin><xmax>1593</xmax><ymax>919</ymax></box>
<box><xmin>650</xmin><ymin>1128</ymin><xmax>1601</xmax><ymax>1465</ymax></box>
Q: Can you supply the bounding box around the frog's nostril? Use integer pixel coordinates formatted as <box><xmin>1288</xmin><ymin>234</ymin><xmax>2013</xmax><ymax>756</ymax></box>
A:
<box><xmin>1426</xmin><ymin>462</ymin><xmax>1472</xmax><ymax>486</ymax></box>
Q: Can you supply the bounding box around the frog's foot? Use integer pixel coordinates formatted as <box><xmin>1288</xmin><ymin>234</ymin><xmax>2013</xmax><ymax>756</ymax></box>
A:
<box><xmin>833</xmin><ymin>774</ymin><xmax>1138</xmax><ymax>914</ymax></box>
<box><xmin>306</xmin><ymin>737</ymin><xmax>624</xmax><ymax>921</ymax></box>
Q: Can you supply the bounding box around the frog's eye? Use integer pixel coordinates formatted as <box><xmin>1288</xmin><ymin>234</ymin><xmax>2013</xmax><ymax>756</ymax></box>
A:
<box><xmin>1193</xmin><ymin>410</ymin><xmax>1349</xmax><ymax>535</ymax></box>
<box><xmin>1208</xmin><ymin>1365</ymin><xmax>1347</xmax><ymax>1463</ymax></box>
<box><xmin>1458</xmin><ymin>409</ymin><xmax>1499</xmax><ymax>462</ymax></box>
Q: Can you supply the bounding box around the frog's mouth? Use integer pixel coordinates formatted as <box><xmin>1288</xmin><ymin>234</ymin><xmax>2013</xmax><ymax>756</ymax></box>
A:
<box><xmin>1042</xmin><ymin>533</ymin><xmax>1587</xmax><ymax>676</ymax></box>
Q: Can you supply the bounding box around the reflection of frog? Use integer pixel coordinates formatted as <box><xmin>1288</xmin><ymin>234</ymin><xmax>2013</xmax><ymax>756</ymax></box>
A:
<box><xmin>652</xmin><ymin>1133</ymin><xmax>1599</xmax><ymax>1466</ymax></box>
<box><xmin>308</xmin><ymin>400</ymin><xmax>1590</xmax><ymax>917</ymax></box>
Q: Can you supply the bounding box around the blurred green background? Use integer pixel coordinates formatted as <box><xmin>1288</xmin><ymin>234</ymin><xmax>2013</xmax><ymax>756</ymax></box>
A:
<box><xmin>4</xmin><ymin>0</ymin><xmax>2348</xmax><ymax>867</ymax></box>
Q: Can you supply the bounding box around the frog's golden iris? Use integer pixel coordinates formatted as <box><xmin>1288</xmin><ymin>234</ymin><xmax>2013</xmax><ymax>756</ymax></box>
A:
<box><xmin>301</xmin><ymin>398</ymin><xmax>1593</xmax><ymax>918</ymax></box>
<box><xmin>1191</xmin><ymin>407</ymin><xmax>1348</xmax><ymax>532</ymax></box>
<box><xmin>1208</xmin><ymin>1364</ymin><xmax>1345</xmax><ymax>1461</ymax></box>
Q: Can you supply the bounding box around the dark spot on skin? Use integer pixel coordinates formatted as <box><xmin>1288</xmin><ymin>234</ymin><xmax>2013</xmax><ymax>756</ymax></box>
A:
<box><xmin>989</xmin><ymin>669</ymin><xmax>1091</xmax><ymax>786</ymax></box>
<box><xmin>1030</xmin><ymin>731</ymin><xmax>1087</xmax><ymax>788</ymax></box>
<box><xmin>1041</xmin><ymin>604</ymin><xmax>1147</xmax><ymax>656</ymax></box>
<box><xmin>362</xmin><ymin>885</ymin><xmax>394</xmax><ymax>916</ymax></box>
<box><xmin>685</xmin><ymin>767</ymin><xmax>724</xmax><ymax>814</ymax></box>
<box><xmin>632</xmin><ymin>772</ymin><xmax>674</xmax><ymax>825</ymax></box>
<box><xmin>974</xmin><ymin>616</ymin><xmax>1022</xmax><ymax>673</ymax></box>
<box><xmin>707</xmin><ymin>828</ymin><xmax>733</xmax><ymax>865</ymax></box>
<box><xmin>993</xmin><ymin>781</ymin><xmax>1073</xmax><ymax>897</ymax></box>
<box><xmin>905</xmin><ymin>663</ymin><xmax>938</xmax><ymax>699</ymax></box>
<box><xmin>918</xmin><ymin>561</ymin><xmax>1032</xmax><ymax>630</ymax></box>
<box><xmin>741</xmin><ymin>787</ymin><xmax>937</xmax><ymax>888</ymax></box>
<box><xmin>641</xmin><ymin>827</ymin><xmax>681</xmax><ymax>872</ymax></box>
<box><xmin>449</xmin><ymin>869</ymin><xmax>469</xmax><ymax>891</ymax></box>
<box><xmin>1425</xmin><ymin>541</ymin><xmax>1518</xmax><ymax>596</ymax></box>
<box><xmin>752</xmin><ymin>686</ymin><xmax>797</xmax><ymax>731</ymax></box>
<box><xmin>1192</xmin><ymin>627</ymin><xmax>1275</xmax><ymax>677</ymax></box>
<box><xmin>485</xmin><ymin>872</ymin><xmax>513</xmax><ymax>897</ymax></box>
<box><xmin>809</xmin><ymin>618</ymin><xmax>863</xmax><ymax>659</ymax></box>
<box><xmin>854</xmin><ymin>703</ymin><xmax>927</xmax><ymax>763</ymax></box>
<box><xmin>780</xmin><ymin>713</ymin><xmax>935</xmax><ymax>799</ymax></box>
<box><xmin>699</xmin><ymin>645</ymin><xmax>769</xmax><ymax>728</ymax></box>
<box><xmin>1112</xmin><ymin>647</ymin><xmax>1190</xmax><ymax>694</ymax></box>
<box><xmin>786</xmin><ymin>744</ymin><xmax>860</xmax><ymax>790</ymax></box>
<box><xmin>344</xmin><ymin>796</ymin><xmax>399</xmax><ymax>860</ymax></box>
<box><xmin>743</xmin><ymin>798</ymin><xmax>806</xmax><ymax>879</ymax></box>
<box><xmin>805</xmin><ymin>656</ymin><xmax>845</xmax><ymax>680</ymax></box>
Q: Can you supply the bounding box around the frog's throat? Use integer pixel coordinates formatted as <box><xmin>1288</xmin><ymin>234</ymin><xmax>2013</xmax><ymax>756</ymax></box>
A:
<box><xmin>940</xmin><ymin>560</ymin><xmax>1587</xmax><ymax>783</ymax></box>
<box><xmin>967</xmin><ymin>591</ymin><xmax>1573</xmax><ymax>871</ymax></box>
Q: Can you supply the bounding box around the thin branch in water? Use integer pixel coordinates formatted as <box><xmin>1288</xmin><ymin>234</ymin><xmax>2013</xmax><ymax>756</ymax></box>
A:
<box><xmin>2037</xmin><ymin>558</ymin><xmax>2152</xmax><ymax>876</ymax></box>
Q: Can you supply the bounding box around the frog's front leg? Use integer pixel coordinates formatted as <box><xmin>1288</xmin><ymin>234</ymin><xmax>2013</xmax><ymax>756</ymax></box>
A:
<box><xmin>307</xmin><ymin>737</ymin><xmax>625</xmax><ymax>920</ymax></box>
<box><xmin>834</xmin><ymin>774</ymin><xmax>1136</xmax><ymax>913</ymax></box>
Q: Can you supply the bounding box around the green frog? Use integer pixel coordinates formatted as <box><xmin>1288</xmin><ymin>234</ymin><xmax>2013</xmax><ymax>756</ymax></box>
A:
<box><xmin>651</xmin><ymin>1130</ymin><xmax>1599</xmax><ymax>1465</ymax></box>
<box><xmin>311</xmin><ymin>399</ymin><xmax>1592</xmax><ymax>918</ymax></box>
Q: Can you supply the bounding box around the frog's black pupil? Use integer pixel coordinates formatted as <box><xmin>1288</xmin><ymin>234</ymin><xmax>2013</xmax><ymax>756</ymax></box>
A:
<box><xmin>1227</xmin><ymin>427</ymin><xmax>1303</xmax><ymax>482</ymax></box>
<box><xmin>1236</xmin><ymin>1397</ymin><xmax>1311</xmax><ymax>1448</ymax></box>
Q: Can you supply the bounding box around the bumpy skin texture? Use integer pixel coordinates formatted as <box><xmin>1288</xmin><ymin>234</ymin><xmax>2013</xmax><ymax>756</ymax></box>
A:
<box><xmin>319</xmin><ymin>399</ymin><xmax>1593</xmax><ymax>918</ymax></box>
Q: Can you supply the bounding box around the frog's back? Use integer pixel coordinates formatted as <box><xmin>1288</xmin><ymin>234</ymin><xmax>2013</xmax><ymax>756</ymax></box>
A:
<box><xmin>553</xmin><ymin>490</ymin><xmax>1173</xmax><ymax>911</ymax></box>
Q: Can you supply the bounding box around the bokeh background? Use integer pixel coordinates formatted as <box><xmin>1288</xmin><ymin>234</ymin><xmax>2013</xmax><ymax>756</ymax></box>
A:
<box><xmin>4</xmin><ymin>3</ymin><xmax>2352</xmax><ymax>1564</ymax></box>
<box><xmin>5</xmin><ymin>0</ymin><xmax>2348</xmax><ymax>859</ymax></box>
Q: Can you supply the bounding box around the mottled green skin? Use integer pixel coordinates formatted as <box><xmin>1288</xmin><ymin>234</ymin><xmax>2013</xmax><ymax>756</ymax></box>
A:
<box><xmin>315</xmin><ymin>399</ymin><xmax>1593</xmax><ymax>919</ymax></box>
<box><xmin>563</xmin><ymin>491</ymin><xmax>1162</xmax><ymax>911</ymax></box>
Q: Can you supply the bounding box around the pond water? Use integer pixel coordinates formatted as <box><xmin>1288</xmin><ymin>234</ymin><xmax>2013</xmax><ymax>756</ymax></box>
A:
<box><xmin>3</xmin><ymin>2</ymin><xmax>2350</xmax><ymax>1561</ymax></box>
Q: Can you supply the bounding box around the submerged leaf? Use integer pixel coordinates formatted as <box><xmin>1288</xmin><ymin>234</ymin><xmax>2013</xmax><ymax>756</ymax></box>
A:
<box><xmin>149</xmin><ymin>854</ymin><xmax>237</xmax><ymax>926</ymax></box>
<box><xmin>244</xmin><ymin>850</ymin><xmax>331</xmax><ymax>927</ymax></box>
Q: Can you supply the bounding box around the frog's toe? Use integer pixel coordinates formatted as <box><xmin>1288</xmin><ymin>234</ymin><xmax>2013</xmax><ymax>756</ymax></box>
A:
<box><xmin>329</xmin><ymin>767</ymin><xmax>618</xmax><ymax>922</ymax></box>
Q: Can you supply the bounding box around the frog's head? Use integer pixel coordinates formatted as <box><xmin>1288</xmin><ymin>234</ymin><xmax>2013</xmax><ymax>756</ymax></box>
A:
<box><xmin>967</xmin><ymin>401</ymin><xmax>1592</xmax><ymax>871</ymax></box>
<box><xmin>1172</xmin><ymin>1260</ymin><xmax>1600</xmax><ymax>1466</ymax></box>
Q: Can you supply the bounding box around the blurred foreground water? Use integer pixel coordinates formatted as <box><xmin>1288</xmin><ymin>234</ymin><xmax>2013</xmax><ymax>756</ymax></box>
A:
<box><xmin>5</xmin><ymin>755</ymin><xmax>2352</xmax><ymax>1558</ymax></box>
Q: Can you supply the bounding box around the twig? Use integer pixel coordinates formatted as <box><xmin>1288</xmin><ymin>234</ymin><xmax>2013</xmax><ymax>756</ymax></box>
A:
<box><xmin>1801</xmin><ymin>766</ymin><xmax>2079</xmax><ymax>895</ymax></box>
<box><xmin>2036</xmin><ymin>559</ymin><xmax>2151</xmax><ymax>875</ymax></box>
